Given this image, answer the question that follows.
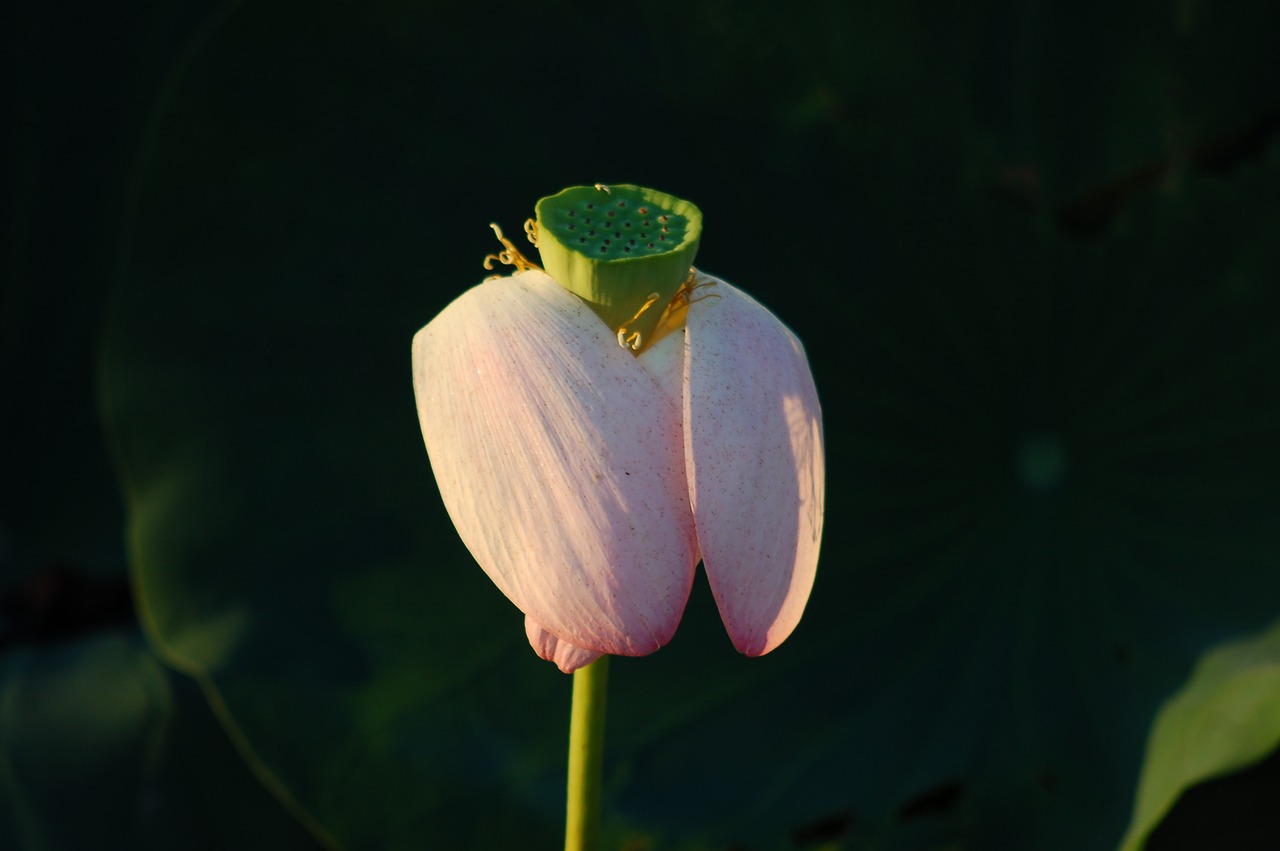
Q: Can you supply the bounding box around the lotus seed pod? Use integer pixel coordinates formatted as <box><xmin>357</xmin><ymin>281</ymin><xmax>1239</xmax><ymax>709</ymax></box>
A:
<box><xmin>535</xmin><ymin>184</ymin><xmax>702</xmax><ymax>349</ymax></box>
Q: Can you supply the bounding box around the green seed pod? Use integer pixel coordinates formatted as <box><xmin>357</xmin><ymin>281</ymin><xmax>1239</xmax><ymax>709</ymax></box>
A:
<box><xmin>535</xmin><ymin>184</ymin><xmax>702</xmax><ymax>350</ymax></box>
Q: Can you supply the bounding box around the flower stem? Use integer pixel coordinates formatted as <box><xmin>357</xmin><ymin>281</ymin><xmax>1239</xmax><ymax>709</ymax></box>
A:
<box><xmin>565</xmin><ymin>655</ymin><xmax>610</xmax><ymax>851</ymax></box>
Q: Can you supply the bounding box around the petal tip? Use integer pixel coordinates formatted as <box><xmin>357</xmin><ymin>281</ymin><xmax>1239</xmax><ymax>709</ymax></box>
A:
<box><xmin>526</xmin><ymin>615</ymin><xmax>605</xmax><ymax>673</ymax></box>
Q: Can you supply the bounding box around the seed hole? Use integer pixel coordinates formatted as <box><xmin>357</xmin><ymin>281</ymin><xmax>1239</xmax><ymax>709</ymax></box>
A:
<box><xmin>623</xmin><ymin>221</ymin><xmax>632</xmax><ymax>228</ymax></box>
<box><xmin>629</xmin><ymin>239</ymin><xmax>636</xmax><ymax>245</ymax></box>
<box><xmin>607</xmin><ymin>210</ymin><xmax>616</xmax><ymax>218</ymax></box>
<box><xmin>578</xmin><ymin>237</ymin><xmax>586</xmax><ymax>243</ymax></box>
<box><xmin>623</xmin><ymin>246</ymin><xmax>631</xmax><ymax>253</ymax></box>
<box><xmin>617</xmin><ymin>200</ymin><xmax>626</xmax><ymax>207</ymax></box>
<box><xmin>614</xmin><ymin>232</ymin><xmax>621</xmax><ymax>238</ymax></box>
<box><xmin>638</xmin><ymin>207</ymin><xmax>648</xmax><ymax>214</ymax></box>
<box><xmin>567</xmin><ymin>210</ymin><xmax>576</xmax><ymax>217</ymax></box>
<box><xmin>568</xmin><ymin>224</ymin><xmax>576</xmax><ymax>230</ymax></box>
<box><xmin>658</xmin><ymin>215</ymin><xmax>669</xmax><ymax>222</ymax></box>
<box><xmin>586</xmin><ymin>203</ymin><xmax>595</xmax><ymax>209</ymax></box>
<box><xmin>598</xmin><ymin>245</ymin><xmax>607</xmax><ymax>252</ymax></box>
<box><xmin>647</xmin><ymin>242</ymin><xmax>655</xmax><ymax>248</ymax></box>
<box><xmin>588</xmin><ymin>230</ymin><xmax>596</xmax><ymax>236</ymax></box>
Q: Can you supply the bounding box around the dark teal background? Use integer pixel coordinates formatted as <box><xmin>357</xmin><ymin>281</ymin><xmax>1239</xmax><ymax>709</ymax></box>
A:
<box><xmin>4</xmin><ymin>1</ymin><xmax>1280</xmax><ymax>849</ymax></box>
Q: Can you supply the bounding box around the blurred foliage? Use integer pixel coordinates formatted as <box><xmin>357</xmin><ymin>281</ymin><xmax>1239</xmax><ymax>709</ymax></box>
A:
<box><xmin>0</xmin><ymin>628</ymin><xmax>324</xmax><ymax>850</ymax></box>
<box><xmin>6</xmin><ymin>0</ymin><xmax>1280</xmax><ymax>849</ymax></box>
<box><xmin>1120</xmin><ymin>619</ymin><xmax>1280</xmax><ymax>851</ymax></box>
<box><xmin>3</xmin><ymin>0</ymin><xmax>330</xmax><ymax>847</ymax></box>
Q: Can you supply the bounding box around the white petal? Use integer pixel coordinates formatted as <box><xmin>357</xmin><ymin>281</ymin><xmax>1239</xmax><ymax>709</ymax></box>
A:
<box><xmin>683</xmin><ymin>274</ymin><xmax>825</xmax><ymax>655</ymax></box>
<box><xmin>413</xmin><ymin>270</ymin><xmax>698</xmax><ymax>656</ymax></box>
<box><xmin>525</xmin><ymin>615</ymin><xmax>603</xmax><ymax>673</ymax></box>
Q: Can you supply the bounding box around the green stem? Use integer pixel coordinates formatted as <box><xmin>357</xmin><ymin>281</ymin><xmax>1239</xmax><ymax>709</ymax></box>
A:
<box><xmin>565</xmin><ymin>655</ymin><xmax>610</xmax><ymax>851</ymax></box>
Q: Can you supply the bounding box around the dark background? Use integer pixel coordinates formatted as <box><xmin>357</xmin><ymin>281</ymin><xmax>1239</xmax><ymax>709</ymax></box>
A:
<box><xmin>4</xmin><ymin>1</ymin><xmax>1280</xmax><ymax>849</ymax></box>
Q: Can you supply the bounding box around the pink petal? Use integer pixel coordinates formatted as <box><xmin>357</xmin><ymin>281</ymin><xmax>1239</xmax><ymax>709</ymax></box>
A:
<box><xmin>412</xmin><ymin>270</ymin><xmax>698</xmax><ymax>656</ymax></box>
<box><xmin>682</xmin><ymin>274</ymin><xmax>825</xmax><ymax>656</ymax></box>
<box><xmin>636</xmin><ymin>324</ymin><xmax>687</xmax><ymax>412</ymax></box>
<box><xmin>525</xmin><ymin>615</ymin><xmax>604</xmax><ymax>673</ymax></box>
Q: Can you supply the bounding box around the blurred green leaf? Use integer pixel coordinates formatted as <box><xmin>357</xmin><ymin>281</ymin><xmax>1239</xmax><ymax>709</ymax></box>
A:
<box><xmin>0</xmin><ymin>629</ymin><xmax>323</xmax><ymax>851</ymax></box>
<box><xmin>0</xmin><ymin>631</ymin><xmax>167</xmax><ymax>850</ymax></box>
<box><xmin>99</xmin><ymin>2</ymin><xmax>1280</xmax><ymax>850</ymax></box>
<box><xmin>1118</xmin><ymin>621</ymin><xmax>1280</xmax><ymax>851</ymax></box>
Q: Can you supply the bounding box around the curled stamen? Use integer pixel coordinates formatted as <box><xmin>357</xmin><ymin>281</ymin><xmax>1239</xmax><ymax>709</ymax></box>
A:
<box><xmin>614</xmin><ymin>291</ymin><xmax>661</xmax><ymax>351</ymax></box>
<box><xmin>671</xmin><ymin>268</ymin><xmax>720</xmax><ymax>308</ymax></box>
<box><xmin>524</xmin><ymin>218</ymin><xmax>538</xmax><ymax>247</ymax></box>
<box><xmin>617</xmin><ymin>329</ymin><xmax>642</xmax><ymax>351</ymax></box>
<box><xmin>594</xmin><ymin>183</ymin><xmax>611</xmax><ymax>194</ymax></box>
<box><xmin>639</xmin><ymin>268</ymin><xmax>720</xmax><ymax>350</ymax></box>
<box><xmin>482</xmin><ymin>223</ymin><xmax>542</xmax><ymax>272</ymax></box>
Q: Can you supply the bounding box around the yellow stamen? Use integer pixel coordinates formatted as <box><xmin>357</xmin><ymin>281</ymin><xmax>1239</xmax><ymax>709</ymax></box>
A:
<box><xmin>482</xmin><ymin>223</ymin><xmax>542</xmax><ymax>274</ymax></box>
<box><xmin>594</xmin><ymin>183</ymin><xmax>611</xmax><ymax>194</ymax></box>
<box><xmin>641</xmin><ymin>269</ymin><xmax>720</xmax><ymax>348</ymax></box>
<box><xmin>675</xmin><ymin>269</ymin><xmax>720</xmax><ymax>308</ymax></box>
<box><xmin>615</xmin><ymin>292</ymin><xmax>661</xmax><ymax>351</ymax></box>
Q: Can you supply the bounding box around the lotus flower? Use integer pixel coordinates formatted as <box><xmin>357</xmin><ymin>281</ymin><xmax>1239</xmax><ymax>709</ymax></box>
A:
<box><xmin>412</xmin><ymin>185</ymin><xmax>824</xmax><ymax>672</ymax></box>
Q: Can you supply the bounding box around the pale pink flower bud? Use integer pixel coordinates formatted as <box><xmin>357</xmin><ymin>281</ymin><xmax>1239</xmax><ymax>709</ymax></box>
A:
<box><xmin>413</xmin><ymin>189</ymin><xmax>823</xmax><ymax>672</ymax></box>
